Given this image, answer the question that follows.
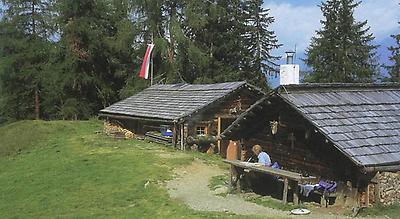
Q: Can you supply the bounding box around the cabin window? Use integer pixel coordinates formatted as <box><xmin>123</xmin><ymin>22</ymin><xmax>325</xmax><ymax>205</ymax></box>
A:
<box><xmin>196</xmin><ymin>126</ymin><xmax>207</xmax><ymax>136</ymax></box>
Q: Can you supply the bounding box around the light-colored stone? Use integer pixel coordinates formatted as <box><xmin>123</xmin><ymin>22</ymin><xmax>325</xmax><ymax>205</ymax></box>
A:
<box><xmin>213</xmin><ymin>186</ymin><xmax>229</xmax><ymax>195</ymax></box>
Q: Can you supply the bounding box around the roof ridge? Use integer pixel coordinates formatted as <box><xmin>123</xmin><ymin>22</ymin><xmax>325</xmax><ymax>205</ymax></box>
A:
<box><xmin>147</xmin><ymin>81</ymin><xmax>247</xmax><ymax>91</ymax></box>
<box><xmin>277</xmin><ymin>83</ymin><xmax>400</xmax><ymax>93</ymax></box>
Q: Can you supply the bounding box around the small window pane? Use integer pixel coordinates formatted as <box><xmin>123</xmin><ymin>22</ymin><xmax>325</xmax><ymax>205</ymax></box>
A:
<box><xmin>196</xmin><ymin>126</ymin><xmax>206</xmax><ymax>135</ymax></box>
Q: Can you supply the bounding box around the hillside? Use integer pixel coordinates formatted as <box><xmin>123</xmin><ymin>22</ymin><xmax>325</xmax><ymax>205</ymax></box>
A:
<box><xmin>1</xmin><ymin>120</ymin><xmax>398</xmax><ymax>218</ymax></box>
<box><xmin>0</xmin><ymin>120</ymin><xmax>251</xmax><ymax>218</ymax></box>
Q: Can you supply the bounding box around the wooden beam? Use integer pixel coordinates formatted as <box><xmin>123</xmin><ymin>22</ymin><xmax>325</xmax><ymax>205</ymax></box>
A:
<box><xmin>230</xmin><ymin>165</ymin><xmax>240</xmax><ymax>192</ymax></box>
<box><xmin>223</xmin><ymin>159</ymin><xmax>315</xmax><ymax>181</ymax></box>
<box><xmin>366</xmin><ymin>184</ymin><xmax>370</xmax><ymax>207</ymax></box>
<box><xmin>180</xmin><ymin>123</ymin><xmax>184</xmax><ymax>150</ymax></box>
<box><xmin>217</xmin><ymin>117</ymin><xmax>221</xmax><ymax>154</ymax></box>
<box><xmin>283</xmin><ymin>178</ymin><xmax>289</xmax><ymax>204</ymax></box>
<box><xmin>183</xmin><ymin>123</ymin><xmax>188</xmax><ymax>150</ymax></box>
<box><xmin>374</xmin><ymin>182</ymin><xmax>380</xmax><ymax>206</ymax></box>
<box><xmin>292</xmin><ymin>181</ymin><xmax>299</xmax><ymax>205</ymax></box>
<box><xmin>172</xmin><ymin>123</ymin><xmax>177</xmax><ymax>147</ymax></box>
<box><xmin>99</xmin><ymin>113</ymin><xmax>173</xmax><ymax>123</ymax></box>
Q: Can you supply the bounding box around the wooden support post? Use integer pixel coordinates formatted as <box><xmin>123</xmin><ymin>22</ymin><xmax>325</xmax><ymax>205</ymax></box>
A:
<box><xmin>180</xmin><ymin>123</ymin><xmax>184</xmax><ymax>150</ymax></box>
<box><xmin>366</xmin><ymin>184</ymin><xmax>370</xmax><ymax>207</ymax></box>
<box><xmin>292</xmin><ymin>181</ymin><xmax>299</xmax><ymax>205</ymax></box>
<box><xmin>230</xmin><ymin>165</ymin><xmax>240</xmax><ymax>192</ymax></box>
<box><xmin>230</xmin><ymin>165</ymin><xmax>236</xmax><ymax>185</ymax></box>
<box><xmin>374</xmin><ymin>182</ymin><xmax>380</xmax><ymax>206</ymax></box>
<box><xmin>283</xmin><ymin>178</ymin><xmax>289</xmax><ymax>204</ymax></box>
<box><xmin>217</xmin><ymin>117</ymin><xmax>221</xmax><ymax>154</ymax></box>
<box><xmin>172</xmin><ymin>123</ymin><xmax>177</xmax><ymax>147</ymax></box>
<box><xmin>183</xmin><ymin>123</ymin><xmax>188</xmax><ymax>150</ymax></box>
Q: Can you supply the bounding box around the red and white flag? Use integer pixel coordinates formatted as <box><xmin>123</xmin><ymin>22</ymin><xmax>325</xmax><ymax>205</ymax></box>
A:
<box><xmin>138</xmin><ymin>44</ymin><xmax>155</xmax><ymax>79</ymax></box>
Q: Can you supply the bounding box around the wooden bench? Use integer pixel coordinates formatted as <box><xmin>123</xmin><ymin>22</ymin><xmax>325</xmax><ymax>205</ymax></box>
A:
<box><xmin>313</xmin><ymin>190</ymin><xmax>337</xmax><ymax>207</ymax></box>
<box><xmin>223</xmin><ymin>159</ymin><xmax>316</xmax><ymax>205</ymax></box>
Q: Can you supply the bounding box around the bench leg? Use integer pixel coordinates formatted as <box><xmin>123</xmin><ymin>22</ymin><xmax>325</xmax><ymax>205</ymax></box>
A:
<box><xmin>320</xmin><ymin>195</ymin><xmax>326</xmax><ymax>207</ymax></box>
<box><xmin>292</xmin><ymin>181</ymin><xmax>299</xmax><ymax>205</ymax></box>
<box><xmin>283</xmin><ymin>178</ymin><xmax>288</xmax><ymax>204</ymax></box>
<box><xmin>230</xmin><ymin>165</ymin><xmax>244</xmax><ymax>192</ymax></box>
<box><xmin>230</xmin><ymin>165</ymin><xmax>238</xmax><ymax>189</ymax></box>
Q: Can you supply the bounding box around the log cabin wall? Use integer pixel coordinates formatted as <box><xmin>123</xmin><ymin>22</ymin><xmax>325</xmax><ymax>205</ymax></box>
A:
<box><xmin>186</xmin><ymin>88</ymin><xmax>260</xmax><ymax>137</ymax></box>
<box><xmin>184</xmin><ymin>88</ymin><xmax>261</xmax><ymax>155</ymax></box>
<box><xmin>242</xmin><ymin>98</ymin><xmax>360</xmax><ymax>183</ymax></box>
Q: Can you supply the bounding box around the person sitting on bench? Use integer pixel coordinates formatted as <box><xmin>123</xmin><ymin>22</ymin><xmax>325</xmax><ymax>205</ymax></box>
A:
<box><xmin>252</xmin><ymin>145</ymin><xmax>271</xmax><ymax>166</ymax></box>
<box><xmin>252</xmin><ymin>144</ymin><xmax>280</xmax><ymax>169</ymax></box>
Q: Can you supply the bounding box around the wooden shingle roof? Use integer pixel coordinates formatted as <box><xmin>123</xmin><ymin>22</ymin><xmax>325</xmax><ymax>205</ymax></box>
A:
<box><xmin>100</xmin><ymin>81</ymin><xmax>260</xmax><ymax>122</ymax></box>
<box><xmin>222</xmin><ymin>83</ymin><xmax>400</xmax><ymax>171</ymax></box>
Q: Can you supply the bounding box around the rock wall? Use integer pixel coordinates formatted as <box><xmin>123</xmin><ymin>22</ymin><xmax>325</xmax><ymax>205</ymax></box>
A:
<box><xmin>377</xmin><ymin>171</ymin><xmax>400</xmax><ymax>206</ymax></box>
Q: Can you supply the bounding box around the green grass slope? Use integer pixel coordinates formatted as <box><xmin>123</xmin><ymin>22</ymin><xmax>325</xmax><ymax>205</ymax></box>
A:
<box><xmin>0</xmin><ymin>120</ymin><xmax>262</xmax><ymax>218</ymax></box>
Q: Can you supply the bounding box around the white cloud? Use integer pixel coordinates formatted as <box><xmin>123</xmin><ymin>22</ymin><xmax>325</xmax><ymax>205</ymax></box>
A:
<box><xmin>264</xmin><ymin>2</ymin><xmax>321</xmax><ymax>57</ymax></box>
<box><xmin>264</xmin><ymin>0</ymin><xmax>399</xmax><ymax>60</ymax></box>
<box><xmin>355</xmin><ymin>0</ymin><xmax>399</xmax><ymax>40</ymax></box>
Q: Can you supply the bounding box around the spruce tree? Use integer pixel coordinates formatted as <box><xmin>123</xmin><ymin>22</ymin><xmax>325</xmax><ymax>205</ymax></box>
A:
<box><xmin>242</xmin><ymin>0</ymin><xmax>281</xmax><ymax>88</ymax></box>
<box><xmin>0</xmin><ymin>0</ymin><xmax>55</xmax><ymax>120</ymax></box>
<box><xmin>386</xmin><ymin>24</ymin><xmax>400</xmax><ymax>81</ymax></box>
<box><xmin>304</xmin><ymin>0</ymin><xmax>378</xmax><ymax>83</ymax></box>
<box><xmin>54</xmin><ymin>0</ymin><xmax>136</xmax><ymax>119</ymax></box>
<box><xmin>130</xmin><ymin>0</ymin><xmax>210</xmax><ymax>84</ymax></box>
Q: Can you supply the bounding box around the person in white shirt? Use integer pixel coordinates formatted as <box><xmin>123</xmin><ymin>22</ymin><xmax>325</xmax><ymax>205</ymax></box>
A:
<box><xmin>252</xmin><ymin>144</ymin><xmax>271</xmax><ymax>166</ymax></box>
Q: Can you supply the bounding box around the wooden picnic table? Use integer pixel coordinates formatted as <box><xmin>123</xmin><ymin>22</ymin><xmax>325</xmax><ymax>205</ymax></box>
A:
<box><xmin>223</xmin><ymin>159</ymin><xmax>317</xmax><ymax>205</ymax></box>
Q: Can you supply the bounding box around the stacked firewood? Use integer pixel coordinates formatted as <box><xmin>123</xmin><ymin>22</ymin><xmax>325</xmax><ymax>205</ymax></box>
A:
<box><xmin>377</xmin><ymin>172</ymin><xmax>400</xmax><ymax>206</ymax></box>
<box><xmin>103</xmin><ymin>121</ymin><xmax>134</xmax><ymax>139</ymax></box>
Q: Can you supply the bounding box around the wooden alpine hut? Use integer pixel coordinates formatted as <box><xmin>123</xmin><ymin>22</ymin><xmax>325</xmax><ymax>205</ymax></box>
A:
<box><xmin>221</xmin><ymin>83</ymin><xmax>400</xmax><ymax>207</ymax></box>
<box><xmin>99</xmin><ymin>81</ymin><xmax>263</xmax><ymax>154</ymax></box>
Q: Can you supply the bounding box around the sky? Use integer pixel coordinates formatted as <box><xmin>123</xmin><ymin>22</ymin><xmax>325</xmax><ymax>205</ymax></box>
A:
<box><xmin>263</xmin><ymin>0</ymin><xmax>400</xmax><ymax>66</ymax></box>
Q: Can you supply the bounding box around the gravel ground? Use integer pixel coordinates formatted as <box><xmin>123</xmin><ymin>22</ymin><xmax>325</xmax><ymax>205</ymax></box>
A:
<box><xmin>167</xmin><ymin>158</ymin><xmax>289</xmax><ymax>218</ymax></box>
<box><xmin>165</xmin><ymin>158</ymin><xmax>378</xmax><ymax>219</ymax></box>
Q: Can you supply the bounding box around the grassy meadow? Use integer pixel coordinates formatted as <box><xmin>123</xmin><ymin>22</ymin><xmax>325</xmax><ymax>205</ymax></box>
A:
<box><xmin>1</xmin><ymin>120</ymin><xmax>399</xmax><ymax>218</ymax></box>
<box><xmin>0</xmin><ymin>120</ymin><xmax>257</xmax><ymax>218</ymax></box>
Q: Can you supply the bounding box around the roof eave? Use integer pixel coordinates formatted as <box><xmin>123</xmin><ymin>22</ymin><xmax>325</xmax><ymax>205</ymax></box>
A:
<box><xmin>363</xmin><ymin>163</ymin><xmax>400</xmax><ymax>173</ymax></box>
<box><xmin>98</xmin><ymin>112</ymin><xmax>178</xmax><ymax>123</ymax></box>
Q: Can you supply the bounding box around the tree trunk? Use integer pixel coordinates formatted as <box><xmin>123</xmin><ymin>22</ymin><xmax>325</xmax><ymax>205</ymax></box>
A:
<box><xmin>168</xmin><ymin>2</ymin><xmax>176</xmax><ymax>64</ymax></box>
<box><xmin>34</xmin><ymin>86</ymin><xmax>40</xmax><ymax>120</ymax></box>
<box><xmin>32</xmin><ymin>1</ymin><xmax>40</xmax><ymax>120</ymax></box>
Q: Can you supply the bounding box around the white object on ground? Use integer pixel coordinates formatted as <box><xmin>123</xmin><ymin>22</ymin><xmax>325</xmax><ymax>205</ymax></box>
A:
<box><xmin>290</xmin><ymin>208</ymin><xmax>311</xmax><ymax>215</ymax></box>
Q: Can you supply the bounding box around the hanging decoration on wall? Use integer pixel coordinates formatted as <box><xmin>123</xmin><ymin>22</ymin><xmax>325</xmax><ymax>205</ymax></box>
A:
<box><xmin>270</xmin><ymin>121</ymin><xmax>278</xmax><ymax>135</ymax></box>
<box><xmin>288</xmin><ymin>132</ymin><xmax>296</xmax><ymax>149</ymax></box>
<box><xmin>305</xmin><ymin>129</ymin><xmax>310</xmax><ymax>140</ymax></box>
<box><xmin>229</xmin><ymin>99</ymin><xmax>242</xmax><ymax>115</ymax></box>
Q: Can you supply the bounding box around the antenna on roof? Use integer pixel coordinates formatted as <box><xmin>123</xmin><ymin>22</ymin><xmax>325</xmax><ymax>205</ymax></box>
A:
<box><xmin>294</xmin><ymin>44</ymin><xmax>297</xmax><ymax>64</ymax></box>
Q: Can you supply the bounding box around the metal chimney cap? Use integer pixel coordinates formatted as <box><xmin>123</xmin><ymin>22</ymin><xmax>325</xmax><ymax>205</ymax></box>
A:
<box><xmin>285</xmin><ymin>51</ymin><xmax>295</xmax><ymax>56</ymax></box>
<box><xmin>285</xmin><ymin>51</ymin><xmax>295</xmax><ymax>64</ymax></box>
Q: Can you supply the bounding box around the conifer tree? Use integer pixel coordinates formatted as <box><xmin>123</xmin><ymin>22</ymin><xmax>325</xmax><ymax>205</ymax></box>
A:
<box><xmin>129</xmin><ymin>0</ymin><xmax>280</xmax><ymax>88</ymax></box>
<box><xmin>54</xmin><ymin>0</ymin><xmax>136</xmax><ymax>119</ymax></box>
<box><xmin>0</xmin><ymin>0</ymin><xmax>55</xmax><ymax>120</ymax></box>
<box><xmin>386</xmin><ymin>24</ymin><xmax>400</xmax><ymax>81</ymax></box>
<box><xmin>130</xmin><ymin>0</ymin><xmax>209</xmax><ymax>84</ymax></box>
<box><xmin>242</xmin><ymin>0</ymin><xmax>281</xmax><ymax>88</ymax></box>
<box><xmin>305</xmin><ymin>0</ymin><xmax>378</xmax><ymax>83</ymax></box>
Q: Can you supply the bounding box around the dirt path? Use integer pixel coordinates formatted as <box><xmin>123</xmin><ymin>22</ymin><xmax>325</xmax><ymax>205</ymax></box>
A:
<box><xmin>165</xmin><ymin>159</ymin><xmax>368</xmax><ymax>218</ymax></box>
<box><xmin>167</xmin><ymin>159</ymin><xmax>289</xmax><ymax>217</ymax></box>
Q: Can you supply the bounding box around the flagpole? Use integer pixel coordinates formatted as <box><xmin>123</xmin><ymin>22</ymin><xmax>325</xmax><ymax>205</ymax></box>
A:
<box><xmin>150</xmin><ymin>52</ymin><xmax>154</xmax><ymax>86</ymax></box>
<box><xmin>150</xmin><ymin>34</ymin><xmax>154</xmax><ymax>86</ymax></box>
